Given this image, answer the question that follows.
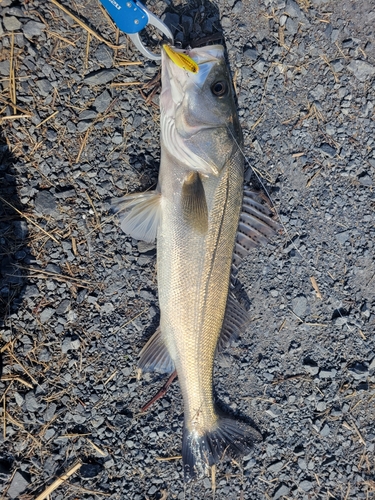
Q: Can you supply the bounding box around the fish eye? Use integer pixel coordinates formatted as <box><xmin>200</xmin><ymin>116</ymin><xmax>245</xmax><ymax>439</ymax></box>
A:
<box><xmin>211</xmin><ymin>81</ymin><xmax>228</xmax><ymax>97</ymax></box>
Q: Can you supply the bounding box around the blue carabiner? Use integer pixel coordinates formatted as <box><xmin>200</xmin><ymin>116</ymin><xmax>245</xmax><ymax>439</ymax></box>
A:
<box><xmin>99</xmin><ymin>0</ymin><xmax>174</xmax><ymax>60</ymax></box>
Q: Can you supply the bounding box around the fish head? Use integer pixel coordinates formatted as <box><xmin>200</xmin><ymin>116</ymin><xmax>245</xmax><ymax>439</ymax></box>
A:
<box><xmin>161</xmin><ymin>45</ymin><xmax>242</xmax><ymax>175</ymax></box>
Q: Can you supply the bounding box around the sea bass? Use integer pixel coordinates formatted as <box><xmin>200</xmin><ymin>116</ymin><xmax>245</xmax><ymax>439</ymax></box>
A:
<box><xmin>114</xmin><ymin>45</ymin><xmax>278</xmax><ymax>480</ymax></box>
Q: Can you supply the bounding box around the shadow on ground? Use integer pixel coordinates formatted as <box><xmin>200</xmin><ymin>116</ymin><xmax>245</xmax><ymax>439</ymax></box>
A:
<box><xmin>0</xmin><ymin>133</ymin><xmax>28</xmax><ymax>369</ymax></box>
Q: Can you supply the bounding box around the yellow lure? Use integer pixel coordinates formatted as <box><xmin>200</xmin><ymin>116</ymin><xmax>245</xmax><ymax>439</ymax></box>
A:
<box><xmin>163</xmin><ymin>45</ymin><xmax>199</xmax><ymax>73</ymax></box>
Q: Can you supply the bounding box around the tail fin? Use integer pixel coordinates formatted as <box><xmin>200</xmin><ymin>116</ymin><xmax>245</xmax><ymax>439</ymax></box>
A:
<box><xmin>182</xmin><ymin>414</ymin><xmax>262</xmax><ymax>481</ymax></box>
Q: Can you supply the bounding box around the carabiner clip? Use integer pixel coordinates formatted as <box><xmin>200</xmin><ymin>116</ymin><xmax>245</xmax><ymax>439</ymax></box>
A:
<box><xmin>99</xmin><ymin>0</ymin><xmax>174</xmax><ymax>60</ymax></box>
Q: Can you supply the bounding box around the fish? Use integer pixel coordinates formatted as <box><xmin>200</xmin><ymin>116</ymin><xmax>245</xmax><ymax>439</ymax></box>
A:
<box><xmin>113</xmin><ymin>44</ymin><xmax>279</xmax><ymax>480</ymax></box>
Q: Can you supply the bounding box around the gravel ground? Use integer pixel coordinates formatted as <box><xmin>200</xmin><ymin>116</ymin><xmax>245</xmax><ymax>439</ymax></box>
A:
<box><xmin>1</xmin><ymin>0</ymin><xmax>375</xmax><ymax>498</ymax></box>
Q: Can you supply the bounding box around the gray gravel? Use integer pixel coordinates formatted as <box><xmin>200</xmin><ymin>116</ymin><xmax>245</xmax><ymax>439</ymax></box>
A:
<box><xmin>1</xmin><ymin>0</ymin><xmax>375</xmax><ymax>498</ymax></box>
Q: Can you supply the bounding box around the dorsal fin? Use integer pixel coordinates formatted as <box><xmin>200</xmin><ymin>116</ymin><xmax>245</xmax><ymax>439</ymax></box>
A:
<box><xmin>181</xmin><ymin>171</ymin><xmax>208</xmax><ymax>234</ymax></box>
<box><xmin>216</xmin><ymin>294</ymin><xmax>251</xmax><ymax>353</ymax></box>
<box><xmin>232</xmin><ymin>190</ymin><xmax>280</xmax><ymax>269</ymax></box>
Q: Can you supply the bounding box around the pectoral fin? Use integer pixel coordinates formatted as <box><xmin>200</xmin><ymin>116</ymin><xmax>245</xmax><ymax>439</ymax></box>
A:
<box><xmin>181</xmin><ymin>172</ymin><xmax>208</xmax><ymax>233</ymax></box>
<box><xmin>232</xmin><ymin>190</ymin><xmax>280</xmax><ymax>269</ymax></box>
<box><xmin>138</xmin><ymin>327</ymin><xmax>175</xmax><ymax>375</ymax></box>
<box><xmin>112</xmin><ymin>190</ymin><xmax>161</xmax><ymax>243</ymax></box>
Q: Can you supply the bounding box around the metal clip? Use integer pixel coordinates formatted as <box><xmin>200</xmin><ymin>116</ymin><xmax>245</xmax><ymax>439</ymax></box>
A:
<box><xmin>99</xmin><ymin>0</ymin><xmax>174</xmax><ymax>60</ymax></box>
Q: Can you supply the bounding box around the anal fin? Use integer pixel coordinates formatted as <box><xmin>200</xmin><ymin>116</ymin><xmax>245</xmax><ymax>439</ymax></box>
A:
<box><xmin>112</xmin><ymin>190</ymin><xmax>161</xmax><ymax>243</ymax></box>
<box><xmin>181</xmin><ymin>172</ymin><xmax>208</xmax><ymax>234</ymax></box>
<box><xmin>216</xmin><ymin>294</ymin><xmax>250</xmax><ymax>353</ymax></box>
<box><xmin>138</xmin><ymin>327</ymin><xmax>175</xmax><ymax>375</ymax></box>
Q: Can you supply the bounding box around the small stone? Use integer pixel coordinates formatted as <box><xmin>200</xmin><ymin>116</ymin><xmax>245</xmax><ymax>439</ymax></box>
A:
<box><xmin>93</xmin><ymin>90</ymin><xmax>111</xmax><ymax>113</ymax></box>
<box><xmin>56</xmin><ymin>299</ymin><xmax>70</xmax><ymax>315</ymax></box>
<box><xmin>46</xmin><ymin>129</ymin><xmax>57</xmax><ymax>142</ymax></box>
<box><xmin>292</xmin><ymin>294</ymin><xmax>307</xmax><ymax>317</ymax></box>
<box><xmin>298</xmin><ymin>458</ymin><xmax>307</xmax><ymax>470</ymax></box>
<box><xmin>0</xmin><ymin>60</ymin><xmax>10</xmax><ymax>76</ymax></box>
<box><xmin>80</xmin><ymin>463</ymin><xmax>102</xmax><ymax>478</ymax></box>
<box><xmin>319</xmin><ymin>143</ymin><xmax>337</xmax><ymax>157</ymax></box>
<box><xmin>331</xmin><ymin>59</ymin><xmax>344</xmax><ymax>72</ymax></box>
<box><xmin>23</xmin><ymin>20</ymin><xmax>45</xmax><ymax>38</ymax></box>
<box><xmin>309</xmin><ymin>84</ymin><xmax>325</xmax><ymax>100</ymax></box>
<box><xmin>331</xmin><ymin>28</ymin><xmax>340</xmax><ymax>43</ymax></box>
<box><xmin>319</xmin><ymin>368</ymin><xmax>337</xmax><ymax>379</ymax></box>
<box><xmin>78</xmin><ymin>109</ymin><xmax>98</xmax><ymax>121</ymax></box>
<box><xmin>77</xmin><ymin>121</ymin><xmax>91</xmax><ymax>133</ymax></box>
<box><xmin>221</xmin><ymin>16</ymin><xmax>232</xmax><ymax>29</ymax></box>
<box><xmin>267</xmin><ymin>461</ymin><xmax>284</xmax><ymax>473</ymax></box>
<box><xmin>71</xmin><ymin>338</ymin><xmax>81</xmax><ymax>349</ymax></box>
<box><xmin>300</xmin><ymin>480</ymin><xmax>314</xmax><ymax>492</ymax></box>
<box><xmin>45</xmin><ymin>263</ymin><xmax>61</xmax><ymax>274</ymax></box>
<box><xmin>104</xmin><ymin>458</ymin><xmax>115</xmax><ymax>468</ymax></box>
<box><xmin>348</xmin><ymin>362</ymin><xmax>368</xmax><ymax>379</ymax></box>
<box><xmin>358</xmin><ymin>173</ymin><xmax>373</xmax><ymax>186</ymax></box>
<box><xmin>273</xmin><ymin>484</ymin><xmax>290</xmax><ymax>499</ymax></box>
<box><xmin>335</xmin><ymin>230</ymin><xmax>350</xmax><ymax>244</ymax></box>
<box><xmin>279</xmin><ymin>14</ymin><xmax>287</xmax><ymax>26</ymax></box>
<box><xmin>244</xmin><ymin>47</ymin><xmax>258</xmax><ymax>61</ymax></box>
<box><xmin>348</xmin><ymin>59</ymin><xmax>375</xmax><ymax>82</ymax></box>
<box><xmin>112</xmin><ymin>133</ymin><xmax>123</xmax><ymax>144</ymax></box>
<box><xmin>94</xmin><ymin>44</ymin><xmax>113</xmax><ymax>68</ymax></box>
<box><xmin>36</xmin><ymin>79</ymin><xmax>53</xmax><ymax>97</ymax></box>
<box><xmin>14</xmin><ymin>392</ymin><xmax>24</xmax><ymax>406</ymax></box>
<box><xmin>7</xmin><ymin>471</ymin><xmax>30</xmax><ymax>499</ymax></box>
<box><xmin>44</xmin><ymin>403</ymin><xmax>57</xmax><ymax>421</ymax></box>
<box><xmin>333</xmin><ymin>316</ymin><xmax>348</xmax><ymax>326</ymax></box>
<box><xmin>44</xmin><ymin>428</ymin><xmax>56</xmax><ymax>440</ymax></box>
<box><xmin>316</xmin><ymin>401</ymin><xmax>326</xmax><ymax>412</ymax></box>
<box><xmin>66</xmin><ymin>120</ymin><xmax>76</xmax><ymax>133</ymax></box>
<box><xmin>320</xmin><ymin>423</ymin><xmax>330</xmax><ymax>437</ymax></box>
<box><xmin>3</xmin><ymin>16</ymin><xmax>22</xmax><ymax>31</ymax></box>
<box><xmin>25</xmin><ymin>391</ymin><xmax>39</xmax><ymax>412</ymax></box>
<box><xmin>286</xmin><ymin>16</ymin><xmax>298</xmax><ymax>35</ymax></box>
<box><xmin>285</xmin><ymin>0</ymin><xmax>303</xmax><ymax>19</ymax></box>
<box><xmin>40</xmin><ymin>307</ymin><xmax>55</xmax><ymax>323</ymax></box>
<box><xmin>233</xmin><ymin>1</ymin><xmax>244</xmax><ymax>14</ymax></box>
<box><xmin>253</xmin><ymin>59</ymin><xmax>266</xmax><ymax>74</ymax></box>
<box><xmin>101</xmin><ymin>302</ymin><xmax>114</xmax><ymax>314</ymax></box>
<box><xmin>83</xmin><ymin>68</ymin><xmax>119</xmax><ymax>86</ymax></box>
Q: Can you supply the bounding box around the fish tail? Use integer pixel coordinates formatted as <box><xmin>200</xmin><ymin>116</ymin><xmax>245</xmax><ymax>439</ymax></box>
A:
<box><xmin>182</xmin><ymin>414</ymin><xmax>262</xmax><ymax>481</ymax></box>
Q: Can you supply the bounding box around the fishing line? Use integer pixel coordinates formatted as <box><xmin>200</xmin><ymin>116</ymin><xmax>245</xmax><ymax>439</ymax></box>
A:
<box><xmin>135</xmin><ymin>57</ymin><xmax>351</xmax><ymax>330</ymax></box>
<box><xmin>226</xmin><ymin>126</ymin><xmax>354</xmax><ymax>331</ymax></box>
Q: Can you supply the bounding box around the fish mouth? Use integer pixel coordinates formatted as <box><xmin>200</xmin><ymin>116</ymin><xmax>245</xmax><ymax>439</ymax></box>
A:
<box><xmin>161</xmin><ymin>45</ymin><xmax>225</xmax><ymax>111</ymax></box>
<box><xmin>160</xmin><ymin>45</ymin><xmax>228</xmax><ymax>138</ymax></box>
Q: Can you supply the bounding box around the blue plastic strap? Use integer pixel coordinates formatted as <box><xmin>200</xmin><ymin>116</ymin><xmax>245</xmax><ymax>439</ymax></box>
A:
<box><xmin>99</xmin><ymin>0</ymin><xmax>148</xmax><ymax>34</ymax></box>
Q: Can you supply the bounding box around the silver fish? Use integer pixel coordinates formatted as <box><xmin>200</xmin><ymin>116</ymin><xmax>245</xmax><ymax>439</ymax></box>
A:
<box><xmin>114</xmin><ymin>45</ymin><xmax>279</xmax><ymax>480</ymax></box>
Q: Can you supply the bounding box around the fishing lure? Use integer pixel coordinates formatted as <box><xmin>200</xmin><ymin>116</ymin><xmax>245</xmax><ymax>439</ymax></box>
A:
<box><xmin>163</xmin><ymin>44</ymin><xmax>199</xmax><ymax>73</ymax></box>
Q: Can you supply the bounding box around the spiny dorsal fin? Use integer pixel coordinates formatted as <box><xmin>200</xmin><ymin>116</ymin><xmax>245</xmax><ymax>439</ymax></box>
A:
<box><xmin>138</xmin><ymin>327</ymin><xmax>175</xmax><ymax>375</ymax></box>
<box><xmin>112</xmin><ymin>190</ymin><xmax>161</xmax><ymax>243</ymax></box>
<box><xmin>216</xmin><ymin>294</ymin><xmax>250</xmax><ymax>353</ymax></box>
<box><xmin>232</xmin><ymin>189</ymin><xmax>280</xmax><ymax>269</ymax></box>
<box><xmin>181</xmin><ymin>171</ymin><xmax>208</xmax><ymax>234</ymax></box>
